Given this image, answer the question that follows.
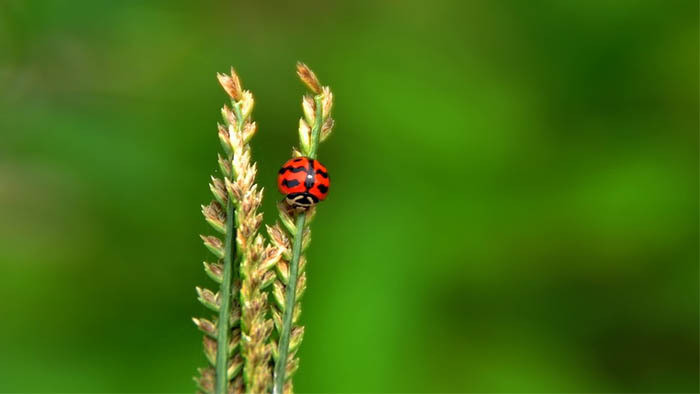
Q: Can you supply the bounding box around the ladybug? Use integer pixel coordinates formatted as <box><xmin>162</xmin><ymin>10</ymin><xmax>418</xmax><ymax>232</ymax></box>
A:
<box><xmin>277</xmin><ymin>157</ymin><xmax>330</xmax><ymax>209</ymax></box>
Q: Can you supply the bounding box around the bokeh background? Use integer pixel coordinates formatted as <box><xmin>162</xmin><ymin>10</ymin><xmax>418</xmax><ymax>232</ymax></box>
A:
<box><xmin>0</xmin><ymin>0</ymin><xmax>698</xmax><ymax>392</ymax></box>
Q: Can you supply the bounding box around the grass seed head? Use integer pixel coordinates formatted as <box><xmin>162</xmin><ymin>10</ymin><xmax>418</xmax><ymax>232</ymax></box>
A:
<box><xmin>296</xmin><ymin>62</ymin><xmax>322</xmax><ymax>94</ymax></box>
<box><xmin>217</xmin><ymin>69</ymin><xmax>243</xmax><ymax>101</ymax></box>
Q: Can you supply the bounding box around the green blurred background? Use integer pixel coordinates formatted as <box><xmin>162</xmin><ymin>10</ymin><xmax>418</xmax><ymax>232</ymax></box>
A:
<box><xmin>0</xmin><ymin>0</ymin><xmax>698</xmax><ymax>392</ymax></box>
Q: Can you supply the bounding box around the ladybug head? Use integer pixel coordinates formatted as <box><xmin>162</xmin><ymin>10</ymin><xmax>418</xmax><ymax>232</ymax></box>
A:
<box><xmin>285</xmin><ymin>192</ymin><xmax>318</xmax><ymax>210</ymax></box>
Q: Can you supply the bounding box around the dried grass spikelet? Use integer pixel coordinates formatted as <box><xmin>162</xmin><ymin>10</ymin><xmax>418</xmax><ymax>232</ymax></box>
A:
<box><xmin>270</xmin><ymin>62</ymin><xmax>335</xmax><ymax>394</ymax></box>
<box><xmin>223</xmin><ymin>76</ymin><xmax>278</xmax><ymax>393</ymax></box>
<box><xmin>195</xmin><ymin>67</ymin><xmax>271</xmax><ymax>394</ymax></box>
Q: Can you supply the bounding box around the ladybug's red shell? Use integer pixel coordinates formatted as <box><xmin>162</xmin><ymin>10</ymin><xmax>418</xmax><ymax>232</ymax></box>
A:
<box><xmin>277</xmin><ymin>157</ymin><xmax>330</xmax><ymax>209</ymax></box>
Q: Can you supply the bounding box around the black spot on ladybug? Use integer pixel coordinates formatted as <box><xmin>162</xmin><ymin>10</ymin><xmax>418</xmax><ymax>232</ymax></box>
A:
<box><xmin>315</xmin><ymin>169</ymin><xmax>329</xmax><ymax>178</ymax></box>
<box><xmin>279</xmin><ymin>166</ymin><xmax>307</xmax><ymax>174</ymax></box>
<box><xmin>282</xmin><ymin>179</ymin><xmax>300</xmax><ymax>188</ymax></box>
<box><xmin>293</xmin><ymin>158</ymin><xmax>304</xmax><ymax>162</ymax></box>
<box><xmin>316</xmin><ymin>184</ymin><xmax>328</xmax><ymax>194</ymax></box>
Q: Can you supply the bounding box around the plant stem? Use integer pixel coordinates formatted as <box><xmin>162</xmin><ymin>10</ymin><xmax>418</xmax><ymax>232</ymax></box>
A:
<box><xmin>273</xmin><ymin>214</ymin><xmax>306</xmax><ymax>394</ymax></box>
<box><xmin>308</xmin><ymin>96</ymin><xmax>323</xmax><ymax>158</ymax></box>
<box><xmin>273</xmin><ymin>95</ymin><xmax>324</xmax><ymax>394</ymax></box>
<box><xmin>217</xmin><ymin>102</ymin><xmax>246</xmax><ymax>394</ymax></box>
<box><xmin>216</xmin><ymin>103</ymin><xmax>245</xmax><ymax>393</ymax></box>
<box><xmin>216</xmin><ymin>199</ymin><xmax>237</xmax><ymax>394</ymax></box>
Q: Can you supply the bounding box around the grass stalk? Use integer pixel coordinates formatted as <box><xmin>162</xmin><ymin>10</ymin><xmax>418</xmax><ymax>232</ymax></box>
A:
<box><xmin>195</xmin><ymin>69</ymin><xmax>259</xmax><ymax>394</ymax></box>
<box><xmin>231</xmin><ymin>92</ymin><xmax>277</xmax><ymax>392</ymax></box>
<box><xmin>270</xmin><ymin>63</ymin><xmax>334</xmax><ymax>394</ymax></box>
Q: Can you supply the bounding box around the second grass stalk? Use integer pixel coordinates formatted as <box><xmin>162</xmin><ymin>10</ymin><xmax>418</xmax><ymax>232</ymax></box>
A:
<box><xmin>272</xmin><ymin>71</ymin><xmax>330</xmax><ymax>394</ymax></box>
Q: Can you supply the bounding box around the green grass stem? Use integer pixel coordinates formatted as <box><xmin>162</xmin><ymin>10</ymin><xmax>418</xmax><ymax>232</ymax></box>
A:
<box><xmin>215</xmin><ymin>200</ymin><xmax>236</xmax><ymax>394</ymax></box>
<box><xmin>272</xmin><ymin>95</ymin><xmax>323</xmax><ymax>394</ymax></box>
